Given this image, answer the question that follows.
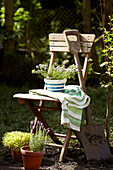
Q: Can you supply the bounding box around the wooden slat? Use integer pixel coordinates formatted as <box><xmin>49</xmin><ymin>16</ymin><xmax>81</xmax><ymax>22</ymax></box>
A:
<box><xmin>49</xmin><ymin>34</ymin><xmax>65</xmax><ymax>41</ymax></box>
<box><xmin>50</xmin><ymin>42</ymin><xmax>93</xmax><ymax>49</ymax></box>
<box><xmin>50</xmin><ymin>46</ymin><xmax>69</xmax><ymax>52</ymax></box>
<box><xmin>50</xmin><ymin>41</ymin><xmax>67</xmax><ymax>47</ymax></box>
<box><xmin>50</xmin><ymin>46</ymin><xmax>91</xmax><ymax>53</ymax></box>
<box><xmin>46</xmin><ymin>143</ymin><xmax>72</xmax><ymax>148</ymax></box>
<box><xmin>13</xmin><ymin>93</ymin><xmax>59</xmax><ymax>102</ymax></box>
<box><xmin>50</xmin><ymin>41</ymin><xmax>93</xmax><ymax>48</ymax></box>
<box><xmin>80</xmin><ymin>34</ymin><xmax>95</xmax><ymax>42</ymax></box>
<box><xmin>80</xmin><ymin>42</ymin><xmax>93</xmax><ymax>48</ymax></box>
<box><xmin>55</xmin><ymin>133</ymin><xmax>77</xmax><ymax>139</ymax></box>
<box><xmin>49</xmin><ymin>33</ymin><xmax>95</xmax><ymax>42</ymax></box>
<box><xmin>46</xmin><ymin>143</ymin><xmax>63</xmax><ymax>148</ymax></box>
<box><xmin>33</xmin><ymin>105</ymin><xmax>60</xmax><ymax>111</ymax></box>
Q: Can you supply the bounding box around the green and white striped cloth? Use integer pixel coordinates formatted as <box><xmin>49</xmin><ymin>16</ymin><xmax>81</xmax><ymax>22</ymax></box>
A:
<box><xmin>29</xmin><ymin>85</ymin><xmax>90</xmax><ymax>131</ymax></box>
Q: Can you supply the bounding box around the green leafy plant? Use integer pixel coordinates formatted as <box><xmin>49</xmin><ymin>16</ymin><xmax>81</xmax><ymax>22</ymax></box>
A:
<box><xmin>32</xmin><ymin>60</ymin><xmax>77</xmax><ymax>80</ymax></box>
<box><xmin>100</xmin><ymin>18</ymin><xmax>113</xmax><ymax>88</ymax></box>
<box><xmin>29</xmin><ymin>120</ymin><xmax>50</xmax><ymax>152</ymax></box>
<box><xmin>2</xmin><ymin>131</ymin><xmax>30</xmax><ymax>152</ymax></box>
<box><xmin>0</xmin><ymin>6</ymin><xmax>30</xmax><ymax>30</ymax></box>
<box><xmin>99</xmin><ymin>16</ymin><xmax>113</xmax><ymax>142</ymax></box>
<box><xmin>0</xmin><ymin>6</ymin><xmax>5</xmax><ymax>27</ymax></box>
<box><xmin>13</xmin><ymin>7</ymin><xmax>30</xmax><ymax>31</ymax></box>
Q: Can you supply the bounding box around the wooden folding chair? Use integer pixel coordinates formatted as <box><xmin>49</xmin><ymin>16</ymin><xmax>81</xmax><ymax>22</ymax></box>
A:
<box><xmin>13</xmin><ymin>29</ymin><xmax>96</xmax><ymax>161</ymax></box>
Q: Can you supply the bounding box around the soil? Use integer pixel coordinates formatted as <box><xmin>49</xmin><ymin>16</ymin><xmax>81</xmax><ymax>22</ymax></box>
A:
<box><xmin>1</xmin><ymin>141</ymin><xmax>113</xmax><ymax>170</ymax></box>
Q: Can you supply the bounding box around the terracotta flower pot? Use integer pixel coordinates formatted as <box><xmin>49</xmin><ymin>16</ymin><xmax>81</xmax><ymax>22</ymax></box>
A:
<box><xmin>21</xmin><ymin>146</ymin><xmax>45</xmax><ymax>170</ymax></box>
<box><xmin>11</xmin><ymin>148</ymin><xmax>22</xmax><ymax>162</ymax></box>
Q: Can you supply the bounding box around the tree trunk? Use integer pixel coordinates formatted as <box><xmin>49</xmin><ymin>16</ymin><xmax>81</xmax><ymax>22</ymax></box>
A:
<box><xmin>82</xmin><ymin>0</ymin><xmax>100</xmax><ymax>79</ymax></box>
<box><xmin>106</xmin><ymin>86</ymin><xmax>112</xmax><ymax>143</ymax></box>
<box><xmin>82</xmin><ymin>0</ymin><xmax>91</xmax><ymax>33</ymax></box>
<box><xmin>103</xmin><ymin>0</ymin><xmax>112</xmax><ymax>143</ymax></box>
<box><xmin>26</xmin><ymin>0</ymin><xmax>32</xmax><ymax>47</ymax></box>
<box><xmin>4</xmin><ymin>0</ymin><xmax>14</xmax><ymax>56</ymax></box>
<box><xmin>103</xmin><ymin>0</ymin><xmax>112</xmax><ymax>30</ymax></box>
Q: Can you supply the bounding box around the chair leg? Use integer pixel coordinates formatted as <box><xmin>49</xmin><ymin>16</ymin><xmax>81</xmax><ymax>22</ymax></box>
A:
<box><xmin>59</xmin><ymin>128</ymin><xmax>72</xmax><ymax>162</ymax></box>
<box><xmin>27</xmin><ymin>100</ymin><xmax>62</xmax><ymax>145</ymax></box>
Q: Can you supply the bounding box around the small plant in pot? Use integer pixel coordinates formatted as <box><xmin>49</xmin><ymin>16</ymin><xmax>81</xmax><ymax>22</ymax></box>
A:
<box><xmin>2</xmin><ymin>131</ymin><xmax>30</xmax><ymax>162</ymax></box>
<box><xmin>21</xmin><ymin>120</ymin><xmax>50</xmax><ymax>170</ymax></box>
<box><xmin>32</xmin><ymin>60</ymin><xmax>77</xmax><ymax>92</ymax></box>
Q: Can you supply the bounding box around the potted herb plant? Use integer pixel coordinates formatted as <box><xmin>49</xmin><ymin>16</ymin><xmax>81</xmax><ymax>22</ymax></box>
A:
<box><xmin>2</xmin><ymin>131</ymin><xmax>30</xmax><ymax>162</ymax></box>
<box><xmin>21</xmin><ymin>120</ymin><xmax>50</xmax><ymax>170</ymax></box>
<box><xmin>32</xmin><ymin>60</ymin><xmax>76</xmax><ymax>92</ymax></box>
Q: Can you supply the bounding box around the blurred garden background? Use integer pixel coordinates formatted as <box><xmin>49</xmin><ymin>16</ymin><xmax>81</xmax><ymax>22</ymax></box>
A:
<box><xmin>0</xmin><ymin>0</ymin><xmax>113</xmax><ymax>146</ymax></box>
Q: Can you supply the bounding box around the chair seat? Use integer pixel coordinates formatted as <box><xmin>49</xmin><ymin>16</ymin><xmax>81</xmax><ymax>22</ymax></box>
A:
<box><xmin>13</xmin><ymin>93</ymin><xmax>59</xmax><ymax>102</ymax></box>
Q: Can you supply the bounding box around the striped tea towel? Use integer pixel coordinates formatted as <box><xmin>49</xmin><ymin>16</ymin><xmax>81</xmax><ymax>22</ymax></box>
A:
<box><xmin>29</xmin><ymin>85</ymin><xmax>90</xmax><ymax>131</ymax></box>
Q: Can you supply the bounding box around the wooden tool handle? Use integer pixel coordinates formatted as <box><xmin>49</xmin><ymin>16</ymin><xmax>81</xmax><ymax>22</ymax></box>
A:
<box><xmin>64</xmin><ymin>29</ymin><xmax>79</xmax><ymax>36</ymax></box>
<box><xmin>63</xmin><ymin>30</ymin><xmax>81</xmax><ymax>54</ymax></box>
<box><xmin>74</xmin><ymin>53</ymin><xmax>92</xmax><ymax>125</ymax></box>
<box><xmin>74</xmin><ymin>53</ymin><xmax>86</xmax><ymax>93</ymax></box>
<box><xmin>64</xmin><ymin>30</ymin><xmax>92</xmax><ymax>125</ymax></box>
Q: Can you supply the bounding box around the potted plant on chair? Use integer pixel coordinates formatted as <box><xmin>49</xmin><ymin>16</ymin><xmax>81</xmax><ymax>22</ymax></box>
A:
<box><xmin>32</xmin><ymin>60</ymin><xmax>77</xmax><ymax>92</ymax></box>
<box><xmin>2</xmin><ymin>131</ymin><xmax>30</xmax><ymax>162</ymax></box>
<box><xmin>21</xmin><ymin>120</ymin><xmax>50</xmax><ymax>170</ymax></box>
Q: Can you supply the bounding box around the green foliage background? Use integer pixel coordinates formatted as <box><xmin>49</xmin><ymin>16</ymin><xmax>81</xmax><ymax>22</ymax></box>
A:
<box><xmin>0</xmin><ymin>0</ymin><xmax>103</xmax><ymax>87</ymax></box>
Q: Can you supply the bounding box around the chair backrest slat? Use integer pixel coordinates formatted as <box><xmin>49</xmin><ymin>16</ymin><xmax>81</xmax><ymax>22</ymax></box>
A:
<box><xmin>49</xmin><ymin>33</ymin><xmax>95</xmax><ymax>53</ymax></box>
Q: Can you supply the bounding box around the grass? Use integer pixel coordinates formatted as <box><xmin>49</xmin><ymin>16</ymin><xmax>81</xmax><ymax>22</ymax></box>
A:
<box><xmin>0</xmin><ymin>84</ymin><xmax>34</xmax><ymax>143</ymax></box>
<box><xmin>0</xmin><ymin>83</ymin><xmax>113</xmax><ymax>144</ymax></box>
<box><xmin>87</xmin><ymin>87</ymin><xmax>113</xmax><ymax>138</ymax></box>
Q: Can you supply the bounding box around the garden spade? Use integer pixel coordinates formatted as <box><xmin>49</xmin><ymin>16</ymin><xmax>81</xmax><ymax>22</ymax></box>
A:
<box><xmin>64</xmin><ymin>29</ymin><xmax>111</xmax><ymax>160</ymax></box>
